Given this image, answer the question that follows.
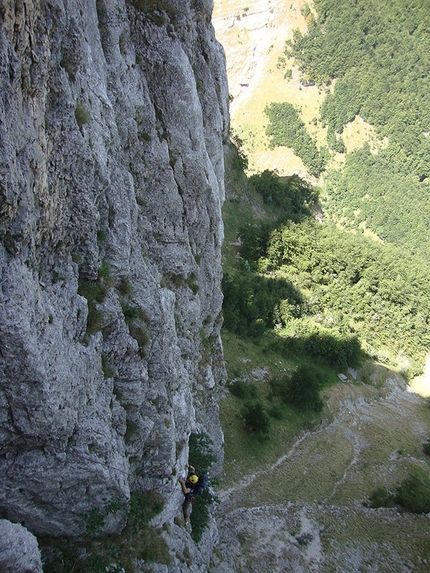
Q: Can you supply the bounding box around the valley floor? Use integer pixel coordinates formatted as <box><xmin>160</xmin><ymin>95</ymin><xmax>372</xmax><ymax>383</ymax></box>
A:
<box><xmin>211</xmin><ymin>369</ymin><xmax>430</xmax><ymax>572</ymax></box>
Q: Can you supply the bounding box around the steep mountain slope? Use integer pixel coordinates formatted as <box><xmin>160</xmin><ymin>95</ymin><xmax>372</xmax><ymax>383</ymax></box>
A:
<box><xmin>213</xmin><ymin>0</ymin><xmax>323</xmax><ymax>176</ymax></box>
<box><xmin>212</xmin><ymin>1</ymin><xmax>430</xmax><ymax>570</ymax></box>
<box><xmin>213</xmin><ymin>146</ymin><xmax>430</xmax><ymax>572</ymax></box>
<box><xmin>214</xmin><ymin>0</ymin><xmax>430</xmax><ymax>259</ymax></box>
<box><xmin>0</xmin><ymin>0</ymin><xmax>228</xmax><ymax>569</ymax></box>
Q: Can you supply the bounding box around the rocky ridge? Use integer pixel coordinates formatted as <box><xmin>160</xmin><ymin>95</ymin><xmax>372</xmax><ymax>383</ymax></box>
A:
<box><xmin>0</xmin><ymin>0</ymin><xmax>228</xmax><ymax>566</ymax></box>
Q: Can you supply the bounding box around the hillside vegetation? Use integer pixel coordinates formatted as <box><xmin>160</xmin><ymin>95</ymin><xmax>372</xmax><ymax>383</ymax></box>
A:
<box><xmin>220</xmin><ymin>0</ymin><xmax>430</xmax><ymax>376</ymax></box>
<box><xmin>218</xmin><ymin>141</ymin><xmax>430</xmax><ymax>573</ymax></box>
<box><xmin>281</xmin><ymin>0</ymin><xmax>430</xmax><ymax>259</ymax></box>
<box><xmin>214</xmin><ymin>1</ymin><xmax>430</xmax><ymax>568</ymax></box>
<box><xmin>223</xmin><ymin>161</ymin><xmax>430</xmax><ymax>377</ymax></box>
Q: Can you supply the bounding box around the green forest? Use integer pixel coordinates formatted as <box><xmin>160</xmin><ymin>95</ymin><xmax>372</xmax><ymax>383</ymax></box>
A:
<box><xmin>264</xmin><ymin>102</ymin><xmax>328</xmax><ymax>176</ymax></box>
<box><xmin>217</xmin><ymin>0</ymin><xmax>430</xmax><ymax>538</ymax></box>
<box><xmin>223</xmin><ymin>167</ymin><xmax>430</xmax><ymax>377</ymax></box>
<box><xmin>226</xmin><ymin>208</ymin><xmax>430</xmax><ymax>374</ymax></box>
<box><xmin>264</xmin><ymin>0</ymin><xmax>430</xmax><ymax>260</ymax></box>
<box><xmin>222</xmin><ymin>0</ymin><xmax>430</xmax><ymax>380</ymax></box>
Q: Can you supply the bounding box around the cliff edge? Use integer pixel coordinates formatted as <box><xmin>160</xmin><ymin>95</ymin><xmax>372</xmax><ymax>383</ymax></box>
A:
<box><xmin>0</xmin><ymin>0</ymin><xmax>228</xmax><ymax>553</ymax></box>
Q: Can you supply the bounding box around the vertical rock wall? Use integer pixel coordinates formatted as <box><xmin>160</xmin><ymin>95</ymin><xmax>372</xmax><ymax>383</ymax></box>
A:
<box><xmin>0</xmin><ymin>0</ymin><xmax>228</xmax><ymax>536</ymax></box>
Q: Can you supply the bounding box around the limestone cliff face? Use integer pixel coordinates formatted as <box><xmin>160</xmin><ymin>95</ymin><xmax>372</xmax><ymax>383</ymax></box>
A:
<box><xmin>0</xmin><ymin>0</ymin><xmax>228</xmax><ymax>540</ymax></box>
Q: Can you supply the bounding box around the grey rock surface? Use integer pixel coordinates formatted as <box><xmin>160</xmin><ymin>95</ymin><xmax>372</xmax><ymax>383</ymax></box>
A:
<box><xmin>0</xmin><ymin>0</ymin><xmax>227</xmax><ymax>556</ymax></box>
<box><xmin>0</xmin><ymin>519</ymin><xmax>43</xmax><ymax>573</ymax></box>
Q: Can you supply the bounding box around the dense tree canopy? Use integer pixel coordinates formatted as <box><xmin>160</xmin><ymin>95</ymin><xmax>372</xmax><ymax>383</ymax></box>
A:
<box><xmin>264</xmin><ymin>102</ymin><xmax>328</xmax><ymax>176</ymax></box>
<box><xmin>284</xmin><ymin>0</ymin><xmax>430</xmax><ymax>259</ymax></box>
<box><xmin>323</xmin><ymin>146</ymin><xmax>430</xmax><ymax>260</ymax></box>
<box><xmin>223</xmin><ymin>181</ymin><xmax>430</xmax><ymax>375</ymax></box>
<box><xmin>275</xmin><ymin>220</ymin><xmax>426</xmax><ymax>372</ymax></box>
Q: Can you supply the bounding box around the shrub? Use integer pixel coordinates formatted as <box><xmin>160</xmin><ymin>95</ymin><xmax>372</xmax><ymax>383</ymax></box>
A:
<box><xmin>189</xmin><ymin>489</ymin><xmax>212</xmax><ymax>543</ymax></box>
<box><xmin>41</xmin><ymin>492</ymin><xmax>167</xmax><ymax>572</ymax></box>
<box><xmin>423</xmin><ymin>440</ymin><xmax>430</xmax><ymax>456</ymax></box>
<box><xmin>129</xmin><ymin>324</ymin><xmax>149</xmax><ymax>357</ymax></box>
<box><xmin>229</xmin><ymin>380</ymin><xmax>258</xmax><ymax>400</ymax></box>
<box><xmin>121</xmin><ymin>302</ymin><xmax>149</xmax><ymax>357</ymax></box>
<box><xmin>125</xmin><ymin>0</ymin><xmax>176</xmax><ymax>25</ymax></box>
<box><xmin>368</xmin><ymin>486</ymin><xmax>394</xmax><ymax>509</ymax></box>
<box><xmin>230</xmin><ymin>134</ymin><xmax>249</xmax><ymax>171</ymax></box>
<box><xmin>78</xmin><ymin>262</ymin><xmax>113</xmax><ymax>338</ymax></box>
<box><xmin>282</xmin><ymin>365</ymin><xmax>323</xmax><ymax>412</ymax></box>
<box><xmin>75</xmin><ymin>102</ymin><xmax>91</xmax><ymax>127</ymax></box>
<box><xmin>101</xmin><ymin>355</ymin><xmax>114</xmax><ymax>378</ymax></box>
<box><xmin>188</xmin><ymin>434</ymin><xmax>218</xmax><ymax>542</ymax></box>
<box><xmin>268</xmin><ymin>404</ymin><xmax>284</xmax><ymax>420</ymax></box>
<box><xmin>121</xmin><ymin>302</ymin><xmax>140</xmax><ymax>320</ymax></box>
<box><xmin>241</xmin><ymin>401</ymin><xmax>270</xmax><ymax>437</ymax></box>
<box><xmin>117</xmin><ymin>276</ymin><xmax>132</xmax><ymax>296</ymax></box>
<box><xmin>188</xmin><ymin>433</ymin><xmax>217</xmax><ymax>473</ymax></box>
<box><xmin>128</xmin><ymin>490</ymin><xmax>164</xmax><ymax>533</ymax></box>
<box><xmin>394</xmin><ymin>467</ymin><xmax>430</xmax><ymax>514</ymax></box>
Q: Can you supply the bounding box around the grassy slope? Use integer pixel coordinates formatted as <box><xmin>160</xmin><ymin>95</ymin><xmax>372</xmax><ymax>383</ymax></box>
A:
<box><xmin>215</xmin><ymin>1</ymin><xmax>430</xmax><ymax>568</ymax></box>
<box><xmin>219</xmin><ymin>168</ymin><xmax>430</xmax><ymax>566</ymax></box>
<box><xmin>219</xmin><ymin>151</ymin><xmax>430</xmax><ymax>573</ymax></box>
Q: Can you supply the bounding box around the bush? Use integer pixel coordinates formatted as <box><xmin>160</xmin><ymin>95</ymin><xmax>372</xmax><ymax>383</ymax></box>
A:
<box><xmin>128</xmin><ymin>490</ymin><xmax>164</xmax><ymax>533</ymax></box>
<box><xmin>188</xmin><ymin>433</ymin><xmax>217</xmax><ymax>473</ymax></box>
<box><xmin>229</xmin><ymin>380</ymin><xmax>258</xmax><ymax>400</ymax></box>
<box><xmin>188</xmin><ymin>434</ymin><xmax>217</xmax><ymax>542</ymax></box>
<box><xmin>189</xmin><ymin>489</ymin><xmax>212</xmax><ymax>543</ymax></box>
<box><xmin>368</xmin><ymin>486</ymin><xmax>394</xmax><ymax>509</ymax></box>
<box><xmin>282</xmin><ymin>365</ymin><xmax>323</xmax><ymax>412</ymax></box>
<box><xmin>41</xmin><ymin>491</ymin><xmax>167</xmax><ymax>572</ymax></box>
<box><xmin>268</xmin><ymin>404</ymin><xmax>284</xmax><ymax>420</ymax></box>
<box><xmin>423</xmin><ymin>440</ymin><xmax>430</xmax><ymax>456</ymax></box>
<box><xmin>394</xmin><ymin>467</ymin><xmax>430</xmax><ymax>514</ymax></box>
<box><xmin>120</xmin><ymin>302</ymin><xmax>149</xmax><ymax>357</ymax></box>
<box><xmin>268</xmin><ymin>374</ymin><xmax>289</xmax><ymax>403</ymax></box>
<box><xmin>75</xmin><ymin>102</ymin><xmax>91</xmax><ymax>127</ymax></box>
<box><xmin>78</xmin><ymin>262</ymin><xmax>114</xmax><ymax>338</ymax></box>
<box><xmin>241</xmin><ymin>401</ymin><xmax>271</xmax><ymax>437</ymax></box>
<box><xmin>118</xmin><ymin>276</ymin><xmax>132</xmax><ymax>295</ymax></box>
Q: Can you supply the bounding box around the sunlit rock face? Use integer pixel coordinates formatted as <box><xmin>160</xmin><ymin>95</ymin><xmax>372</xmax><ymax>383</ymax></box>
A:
<box><xmin>0</xmin><ymin>0</ymin><xmax>228</xmax><ymax>539</ymax></box>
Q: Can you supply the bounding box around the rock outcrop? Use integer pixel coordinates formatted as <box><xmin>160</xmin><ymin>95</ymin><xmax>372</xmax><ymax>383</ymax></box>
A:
<box><xmin>0</xmin><ymin>0</ymin><xmax>228</xmax><ymax>547</ymax></box>
<box><xmin>0</xmin><ymin>519</ymin><xmax>43</xmax><ymax>573</ymax></box>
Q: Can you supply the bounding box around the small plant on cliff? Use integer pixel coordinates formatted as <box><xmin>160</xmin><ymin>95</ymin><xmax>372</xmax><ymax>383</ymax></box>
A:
<box><xmin>75</xmin><ymin>102</ymin><xmax>91</xmax><ymax>127</ymax></box>
<box><xmin>78</xmin><ymin>261</ymin><xmax>114</xmax><ymax>339</ymax></box>
<box><xmin>127</xmin><ymin>490</ymin><xmax>164</xmax><ymax>533</ymax></box>
<box><xmin>40</xmin><ymin>491</ymin><xmax>168</xmax><ymax>572</ymax></box>
<box><xmin>120</xmin><ymin>301</ymin><xmax>149</xmax><ymax>357</ymax></box>
<box><xmin>188</xmin><ymin>433</ymin><xmax>217</xmax><ymax>473</ymax></box>
<box><xmin>125</xmin><ymin>0</ymin><xmax>176</xmax><ymax>25</ymax></box>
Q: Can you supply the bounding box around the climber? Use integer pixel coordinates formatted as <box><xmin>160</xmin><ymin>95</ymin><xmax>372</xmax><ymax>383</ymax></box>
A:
<box><xmin>178</xmin><ymin>463</ymin><xmax>198</xmax><ymax>523</ymax></box>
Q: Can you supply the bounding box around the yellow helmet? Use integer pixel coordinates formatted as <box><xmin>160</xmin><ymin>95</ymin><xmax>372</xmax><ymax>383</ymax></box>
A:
<box><xmin>188</xmin><ymin>474</ymin><xmax>199</xmax><ymax>484</ymax></box>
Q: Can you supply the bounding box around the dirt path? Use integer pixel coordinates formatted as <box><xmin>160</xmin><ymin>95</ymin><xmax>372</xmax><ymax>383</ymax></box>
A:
<box><xmin>211</xmin><ymin>373</ymin><xmax>430</xmax><ymax>572</ymax></box>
